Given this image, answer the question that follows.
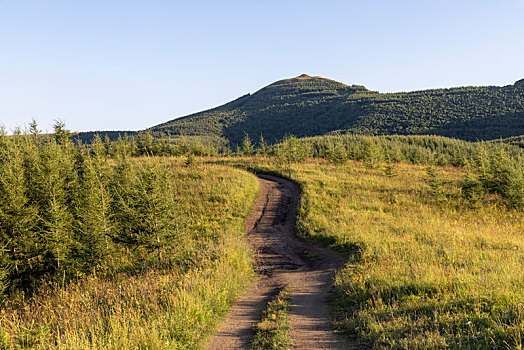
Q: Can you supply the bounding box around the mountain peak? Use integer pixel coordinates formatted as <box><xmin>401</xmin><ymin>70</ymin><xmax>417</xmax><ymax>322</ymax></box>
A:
<box><xmin>273</xmin><ymin>74</ymin><xmax>350</xmax><ymax>89</ymax></box>
<box><xmin>297</xmin><ymin>73</ymin><xmax>312</xmax><ymax>79</ymax></box>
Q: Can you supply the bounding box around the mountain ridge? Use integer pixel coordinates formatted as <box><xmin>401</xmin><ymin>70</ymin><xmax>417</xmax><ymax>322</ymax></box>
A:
<box><xmin>75</xmin><ymin>75</ymin><xmax>524</xmax><ymax>145</ymax></box>
<box><xmin>147</xmin><ymin>74</ymin><xmax>524</xmax><ymax>145</ymax></box>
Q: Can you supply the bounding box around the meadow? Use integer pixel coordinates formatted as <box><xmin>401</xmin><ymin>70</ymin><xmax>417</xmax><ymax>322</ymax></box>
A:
<box><xmin>2</xmin><ymin>126</ymin><xmax>524</xmax><ymax>349</ymax></box>
<box><xmin>221</xmin><ymin>157</ymin><xmax>524</xmax><ymax>349</ymax></box>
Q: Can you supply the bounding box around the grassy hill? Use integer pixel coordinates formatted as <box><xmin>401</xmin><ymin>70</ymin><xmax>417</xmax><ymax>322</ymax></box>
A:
<box><xmin>147</xmin><ymin>74</ymin><xmax>524</xmax><ymax>145</ymax></box>
<box><xmin>227</xmin><ymin>157</ymin><xmax>524</xmax><ymax>349</ymax></box>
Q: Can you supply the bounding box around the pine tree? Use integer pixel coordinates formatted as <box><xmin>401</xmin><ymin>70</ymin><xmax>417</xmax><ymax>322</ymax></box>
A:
<box><xmin>35</xmin><ymin>140</ymin><xmax>75</xmax><ymax>275</ymax></box>
<box><xmin>363</xmin><ymin>138</ymin><xmax>382</xmax><ymax>168</ymax></box>
<box><xmin>29</xmin><ymin>119</ymin><xmax>40</xmax><ymax>137</ymax></box>
<box><xmin>257</xmin><ymin>134</ymin><xmax>268</xmax><ymax>156</ymax></box>
<box><xmin>425</xmin><ymin>166</ymin><xmax>442</xmax><ymax>197</ymax></box>
<box><xmin>0</xmin><ymin>133</ymin><xmax>39</xmax><ymax>288</ymax></box>
<box><xmin>328</xmin><ymin>141</ymin><xmax>348</xmax><ymax>164</ymax></box>
<box><xmin>135</xmin><ymin>160</ymin><xmax>176</xmax><ymax>260</ymax></box>
<box><xmin>71</xmin><ymin>142</ymin><xmax>112</xmax><ymax>273</ymax></box>
<box><xmin>109</xmin><ymin>157</ymin><xmax>176</xmax><ymax>263</ymax></box>
<box><xmin>240</xmin><ymin>133</ymin><xmax>255</xmax><ymax>156</ymax></box>
<box><xmin>276</xmin><ymin>136</ymin><xmax>308</xmax><ymax>163</ymax></box>
<box><xmin>53</xmin><ymin>119</ymin><xmax>72</xmax><ymax>145</ymax></box>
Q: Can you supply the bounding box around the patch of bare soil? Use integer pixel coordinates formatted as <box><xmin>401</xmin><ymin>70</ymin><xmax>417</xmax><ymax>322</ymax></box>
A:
<box><xmin>206</xmin><ymin>175</ymin><xmax>366</xmax><ymax>349</ymax></box>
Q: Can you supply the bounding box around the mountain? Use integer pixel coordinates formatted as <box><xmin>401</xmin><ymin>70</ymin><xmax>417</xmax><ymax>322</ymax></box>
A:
<box><xmin>72</xmin><ymin>130</ymin><xmax>137</xmax><ymax>144</ymax></box>
<box><xmin>78</xmin><ymin>74</ymin><xmax>524</xmax><ymax>145</ymax></box>
<box><xmin>149</xmin><ymin>74</ymin><xmax>373</xmax><ymax>145</ymax></box>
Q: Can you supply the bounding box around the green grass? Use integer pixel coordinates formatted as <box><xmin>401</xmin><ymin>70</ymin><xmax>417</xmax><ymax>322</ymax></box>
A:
<box><xmin>4</xmin><ymin>154</ymin><xmax>524</xmax><ymax>349</ymax></box>
<box><xmin>213</xmin><ymin>156</ymin><xmax>524</xmax><ymax>349</ymax></box>
<box><xmin>0</xmin><ymin>161</ymin><xmax>259</xmax><ymax>349</ymax></box>
<box><xmin>251</xmin><ymin>288</ymin><xmax>292</xmax><ymax>350</ymax></box>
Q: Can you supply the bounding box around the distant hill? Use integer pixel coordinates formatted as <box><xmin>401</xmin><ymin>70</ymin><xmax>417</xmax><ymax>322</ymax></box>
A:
<box><xmin>147</xmin><ymin>74</ymin><xmax>524</xmax><ymax>145</ymax></box>
<box><xmin>72</xmin><ymin>130</ymin><xmax>137</xmax><ymax>143</ymax></box>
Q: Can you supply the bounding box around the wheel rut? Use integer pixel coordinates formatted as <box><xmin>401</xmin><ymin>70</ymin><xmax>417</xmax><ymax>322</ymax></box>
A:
<box><xmin>206</xmin><ymin>175</ymin><xmax>366</xmax><ymax>349</ymax></box>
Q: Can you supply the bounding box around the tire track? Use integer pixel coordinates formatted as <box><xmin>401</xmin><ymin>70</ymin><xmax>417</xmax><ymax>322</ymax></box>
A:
<box><xmin>206</xmin><ymin>175</ymin><xmax>366</xmax><ymax>349</ymax></box>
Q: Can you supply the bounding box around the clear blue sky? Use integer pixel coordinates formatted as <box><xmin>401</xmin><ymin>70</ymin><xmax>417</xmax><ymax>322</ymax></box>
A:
<box><xmin>1</xmin><ymin>0</ymin><xmax>523</xmax><ymax>133</ymax></box>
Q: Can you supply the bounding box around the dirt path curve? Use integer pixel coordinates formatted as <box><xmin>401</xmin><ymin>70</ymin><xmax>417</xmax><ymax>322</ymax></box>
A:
<box><xmin>206</xmin><ymin>175</ymin><xmax>365</xmax><ymax>350</ymax></box>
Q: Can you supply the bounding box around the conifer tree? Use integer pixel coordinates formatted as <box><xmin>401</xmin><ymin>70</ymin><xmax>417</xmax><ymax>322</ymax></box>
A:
<box><xmin>71</xmin><ymin>140</ymin><xmax>112</xmax><ymax>273</ymax></box>
<box><xmin>257</xmin><ymin>134</ymin><xmax>268</xmax><ymax>156</ymax></box>
<box><xmin>240</xmin><ymin>133</ymin><xmax>255</xmax><ymax>156</ymax></box>
<box><xmin>53</xmin><ymin>119</ymin><xmax>72</xmax><ymax>145</ymax></box>
<box><xmin>35</xmin><ymin>139</ymin><xmax>75</xmax><ymax>275</ymax></box>
<box><xmin>363</xmin><ymin>138</ymin><xmax>382</xmax><ymax>168</ymax></box>
<box><xmin>327</xmin><ymin>141</ymin><xmax>348</xmax><ymax>164</ymax></box>
<box><xmin>0</xmin><ymin>133</ymin><xmax>39</xmax><ymax>287</ymax></box>
<box><xmin>134</xmin><ymin>160</ymin><xmax>176</xmax><ymax>260</ymax></box>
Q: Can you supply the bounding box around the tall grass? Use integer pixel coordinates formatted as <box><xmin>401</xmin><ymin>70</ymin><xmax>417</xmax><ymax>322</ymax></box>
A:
<box><xmin>217</xmin><ymin>157</ymin><xmax>524</xmax><ymax>349</ymax></box>
<box><xmin>251</xmin><ymin>288</ymin><xmax>292</xmax><ymax>350</ymax></box>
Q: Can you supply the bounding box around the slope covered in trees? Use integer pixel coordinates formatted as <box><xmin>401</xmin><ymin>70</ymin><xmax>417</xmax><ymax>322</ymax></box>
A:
<box><xmin>147</xmin><ymin>74</ymin><xmax>524</xmax><ymax>145</ymax></box>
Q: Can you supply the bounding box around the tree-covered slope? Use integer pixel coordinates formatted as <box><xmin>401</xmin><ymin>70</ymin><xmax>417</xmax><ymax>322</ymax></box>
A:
<box><xmin>148</xmin><ymin>74</ymin><xmax>524</xmax><ymax>145</ymax></box>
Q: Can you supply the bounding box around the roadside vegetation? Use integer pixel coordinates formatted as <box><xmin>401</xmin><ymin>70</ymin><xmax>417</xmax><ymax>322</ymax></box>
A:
<box><xmin>251</xmin><ymin>288</ymin><xmax>292</xmax><ymax>350</ymax></box>
<box><xmin>0</xmin><ymin>124</ymin><xmax>259</xmax><ymax>349</ymax></box>
<box><xmin>2</xmin><ymin>121</ymin><xmax>524</xmax><ymax>348</ymax></box>
<box><xmin>221</xmin><ymin>156</ymin><xmax>524</xmax><ymax>349</ymax></box>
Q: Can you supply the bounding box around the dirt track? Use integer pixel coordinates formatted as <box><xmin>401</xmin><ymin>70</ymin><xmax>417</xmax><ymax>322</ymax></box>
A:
<box><xmin>206</xmin><ymin>175</ymin><xmax>365</xmax><ymax>349</ymax></box>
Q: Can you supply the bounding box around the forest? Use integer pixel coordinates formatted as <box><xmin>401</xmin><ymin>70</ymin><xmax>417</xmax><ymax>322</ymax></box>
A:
<box><xmin>142</xmin><ymin>74</ymin><xmax>524</xmax><ymax>146</ymax></box>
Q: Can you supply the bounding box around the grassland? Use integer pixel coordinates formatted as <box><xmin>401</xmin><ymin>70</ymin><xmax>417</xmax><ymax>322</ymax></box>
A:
<box><xmin>0</xmin><ymin>161</ymin><xmax>259</xmax><ymax>349</ymax></box>
<box><xmin>251</xmin><ymin>288</ymin><xmax>292</xmax><ymax>350</ymax></box>
<box><xmin>216</xmin><ymin>157</ymin><xmax>524</xmax><ymax>349</ymax></box>
<box><xmin>2</xmin><ymin>147</ymin><xmax>524</xmax><ymax>349</ymax></box>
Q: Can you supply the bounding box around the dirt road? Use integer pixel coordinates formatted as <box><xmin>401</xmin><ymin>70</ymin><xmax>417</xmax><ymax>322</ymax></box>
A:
<box><xmin>206</xmin><ymin>175</ymin><xmax>364</xmax><ymax>349</ymax></box>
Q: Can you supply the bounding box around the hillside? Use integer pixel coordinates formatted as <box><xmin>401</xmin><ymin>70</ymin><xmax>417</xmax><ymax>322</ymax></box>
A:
<box><xmin>148</xmin><ymin>74</ymin><xmax>524</xmax><ymax>145</ymax></box>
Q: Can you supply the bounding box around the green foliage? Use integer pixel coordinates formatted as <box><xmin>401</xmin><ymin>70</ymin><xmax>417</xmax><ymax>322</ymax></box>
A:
<box><xmin>257</xmin><ymin>134</ymin><xmax>269</xmax><ymax>156</ymax></box>
<box><xmin>425</xmin><ymin>166</ymin><xmax>442</xmax><ymax>196</ymax></box>
<box><xmin>109</xmin><ymin>156</ymin><xmax>176</xmax><ymax>255</ymax></box>
<box><xmin>272</xmin><ymin>134</ymin><xmax>524</xmax><ymax>168</ymax></box>
<box><xmin>363</xmin><ymin>138</ymin><xmax>383</xmax><ymax>168</ymax></box>
<box><xmin>240</xmin><ymin>133</ymin><xmax>255</xmax><ymax>156</ymax></box>
<box><xmin>185</xmin><ymin>153</ymin><xmax>195</xmax><ymax>166</ymax></box>
<box><xmin>460</xmin><ymin>174</ymin><xmax>484</xmax><ymax>206</ymax></box>
<box><xmin>463</xmin><ymin>144</ymin><xmax>524</xmax><ymax>208</ymax></box>
<box><xmin>0</xmin><ymin>124</ymin><xmax>226</xmax><ymax>294</ymax></box>
<box><xmin>274</xmin><ymin>136</ymin><xmax>309</xmax><ymax>164</ymax></box>
<box><xmin>225</xmin><ymin>157</ymin><xmax>524</xmax><ymax>349</ymax></box>
<box><xmin>251</xmin><ymin>288</ymin><xmax>292</xmax><ymax>350</ymax></box>
<box><xmin>74</xmin><ymin>132</ymin><xmax>225</xmax><ymax>157</ymax></box>
<box><xmin>0</xmin><ymin>152</ymin><xmax>259</xmax><ymax>349</ymax></box>
<box><xmin>326</xmin><ymin>140</ymin><xmax>348</xmax><ymax>164</ymax></box>
<box><xmin>146</xmin><ymin>75</ymin><xmax>524</xmax><ymax>145</ymax></box>
<box><xmin>53</xmin><ymin>119</ymin><xmax>73</xmax><ymax>144</ymax></box>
